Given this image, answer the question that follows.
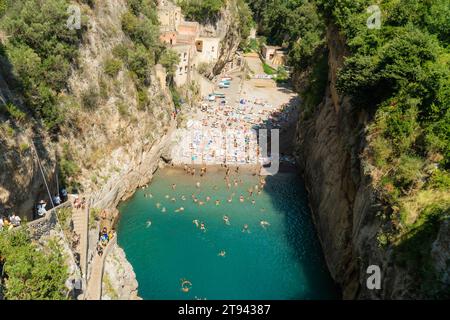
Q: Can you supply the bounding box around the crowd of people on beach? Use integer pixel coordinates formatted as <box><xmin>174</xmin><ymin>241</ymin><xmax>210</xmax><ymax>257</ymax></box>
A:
<box><xmin>174</xmin><ymin>94</ymin><xmax>298</xmax><ymax>165</ymax></box>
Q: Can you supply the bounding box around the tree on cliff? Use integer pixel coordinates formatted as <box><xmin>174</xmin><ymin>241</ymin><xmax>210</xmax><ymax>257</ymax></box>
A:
<box><xmin>0</xmin><ymin>229</ymin><xmax>68</xmax><ymax>300</ymax></box>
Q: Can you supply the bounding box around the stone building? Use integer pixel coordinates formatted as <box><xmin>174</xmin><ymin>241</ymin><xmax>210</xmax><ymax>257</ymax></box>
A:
<box><xmin>172</xmin><ymin>44</ymin><xmax>195</xmax><ymax>86</ymax></box>
<box><xmin>158</xmin><ymin>1</ymin><xmax>182</xmax><ymax>31</ymax></box>
<box><xmin>157</xmin><ymin>1</ymin><xmax>222</xmax><ymax>87</ymax></box>
<box><xmin>261</xmin><ymin>44</ymin><xmax>287</xmax><ymax>68</ymax></box>
<box><xmin>194</xmin><ymin>37</ymin><xmax>221</xmax><ymax>64</ymax></box>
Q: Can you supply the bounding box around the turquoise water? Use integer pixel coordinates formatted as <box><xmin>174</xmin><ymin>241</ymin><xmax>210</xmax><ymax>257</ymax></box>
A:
<box><xmin>117</xmin><ymin>167</ymin><xmax>338</xmax><ymax>300</ymax></box>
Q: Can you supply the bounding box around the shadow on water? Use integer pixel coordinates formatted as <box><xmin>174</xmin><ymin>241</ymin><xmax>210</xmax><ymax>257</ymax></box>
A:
<box><xmin>248</xmin><ymin>83</ymin><xmax>341</xmax><ymax>299</ymax></box>
<box><xmin>264</xmin><ymin>170</ymin><xmax>341</xmax><ymax>299</ymax></box>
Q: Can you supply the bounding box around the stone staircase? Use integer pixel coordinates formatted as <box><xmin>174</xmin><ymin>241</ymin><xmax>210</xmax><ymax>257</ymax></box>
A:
<box><xmin>71</xmin><ymin>205</ymin><xmax>88</xmax><ymax>279</ymax></box>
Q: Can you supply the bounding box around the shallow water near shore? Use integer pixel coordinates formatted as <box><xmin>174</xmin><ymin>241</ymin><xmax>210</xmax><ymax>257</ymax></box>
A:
<box><xmin>117</xmin><ymin>167</ymin><xmax>338</xmax><ymax>300</ymax></box>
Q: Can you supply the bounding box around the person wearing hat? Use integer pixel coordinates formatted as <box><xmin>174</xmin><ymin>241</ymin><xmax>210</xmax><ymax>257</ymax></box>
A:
<box><xmin>37</xmin><ymin>200</ymin><xmax>47</xmax><ymax>217</ymax></box>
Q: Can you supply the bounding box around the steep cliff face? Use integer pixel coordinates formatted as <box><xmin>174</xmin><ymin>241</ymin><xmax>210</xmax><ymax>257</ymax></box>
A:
<box><xmin>207</xmin><ymin>0</ymin><xmax>244</xmax><ymax>78</ymax></box>
<box><xmin>0</xmin><ymin>0</ymin><xmax>174</xmax><ymax>218</ymax></box>
<box><xmin>294</xmin><ymin>25</ymin><xmax>447</xmax><ymax>299</ymax></box>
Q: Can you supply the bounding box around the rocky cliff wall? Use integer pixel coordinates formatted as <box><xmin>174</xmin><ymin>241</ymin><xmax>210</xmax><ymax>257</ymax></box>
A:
<box><xmin>293</xmin><ymin>25</ymin><xmax>444</xmax><ymax>299</ymax></box>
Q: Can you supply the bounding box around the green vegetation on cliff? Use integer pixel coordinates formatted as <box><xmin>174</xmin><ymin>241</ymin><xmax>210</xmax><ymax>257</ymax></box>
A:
<box><xmin>0</xmin><ymin>0</ymin><xmax>84</xmax><ymax>131</ymax></box>
<box><xmin>248</xmin><ymin>0</ymin><xmax>450</xmax><ymax>298</ymax></box>
<box><xmin>177</xmin><ymin>0</ymin><xmax>225</xmax><ymax>24</ymax></box>
<box><xmin>0</xmin><ymin>229</ymin><xmax>68</xmax><ymax>300</ymax></box>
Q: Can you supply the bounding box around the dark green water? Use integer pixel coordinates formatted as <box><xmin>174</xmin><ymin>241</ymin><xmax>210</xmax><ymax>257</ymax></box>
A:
<box><xmin>117</xmin><ymin>167</ymin><xmax>338</xmax><ymax>300</ymax></box>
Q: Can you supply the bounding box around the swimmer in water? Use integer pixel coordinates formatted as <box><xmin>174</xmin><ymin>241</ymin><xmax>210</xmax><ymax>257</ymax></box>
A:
<box><xmin>193</xmin><ymin>219</ymin><xmax>199</xmax><ymax>227</ymax></box>
<box><xmin>193</xmin><ymin>198</ymin><xmax>198</xmax><ymax>203</ymax></box>
<box><xmin>196</xmin><ymin>181</ymin><xmax>201</xmax><ymax>188</ymax></box>
<box><xmin>239</xmin><ymin>195</ymin><xmax>245</xmax><ymax>203</ymax></box>
<box><xmin>172</xmin><ymin>184</ymin><xmax>176</xmax><ymax>190</ymax></box>
<box><xmin>199</xmin><ymin>201</ymin><xmax>205</xmax><ymax>206</ymax></box>
<box><xmin>218</xmin><ymin>250</ymin><xmax>226</xmax><ymax>257</ymax></box>
<box><xmin>242</xmin><ymin>224</ymin><xmax>250</xmax><ymax>233</ymax></box>
<box><xmin>181</xmin><ymin>195</ymin><xmax>186</xmax><ymax>201</ymax></box>
<box><xmin>260</xmin><ymin>220</ymin><xmax>270</xmax><ymax>229</ymax></box>
<box><xmin>161</xmin><ymin>207</ymin><xmax>166</xmax><ymax>213</ymax></box>
<box><xmin>146</xmin><ymin>220</ymin><xmax>152</xmax><ymax>228</ymax></box>
<box><xmin>251</xmin><ymin>199</ymin><xmax>256</xmax><ymax>205</ymax></box>
<box><xmin>206</xmin><ymin>196</ymin><xmax>211</xmax><ymax>202</ymax></box>
<box><xmin>181</xmin><ymin>279</ymin><xmax>192</xmax><ymax>293</ymax></box>
<box><xmin>215</xmin><ymin>200</ymin><xmax>220</xmax><ymax>206</ymax></box>
<box><xmin>227</xmin><ymin>197</ymin><xmax>232</xmax><ymax>203</ymax></box>
<box><xmin>156</xmin><ymin>202</ymin><xmax>161</xmax><ymax>208</ymax></box>
<box><xmin>200</xmin><ymin>223</ymin><xmax>206</xmax><ymax>231</ymax></box>
<box><xmin>165</xmin><ymin>195</ymin><xmax>170</xmax><ymax>199</ymax></box>
<box><xmin>171</xmin><ymin>197</ymin><xmax>176</xmax><ymax>202</ymax></box>
<box><xmin>223</xmin><ymin>215</ymin><xmax>230</xmax><ymax>225</ymax></box>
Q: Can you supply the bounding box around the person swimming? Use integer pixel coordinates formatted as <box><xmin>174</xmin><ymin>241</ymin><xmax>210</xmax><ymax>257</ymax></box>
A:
<box><xmin>223</xmin><ymin>215</ymin><xmax>230</xmax><ymax>225</ymax></box>
<box><xmin>251</xmin><ymin>199</ymin><xmax>256</xmax><ymax>205</ymax></box>
<box><xmin>218</xmin><ymin>250</ymin><xmax>226</xmax><ymax>257</ymax></box>
<box><xmin>199</xmin><ymin>201</ymin><xmax>205</xmax><ymax>206</ymax></box>
<box><xmin>200</xmin><ymin>222</ymin><xmax>206</xmax><ymax>231</ymax></box>
<box><xmin>260</xmin><ymin>220</ymin><xmax>270</xmax><ymax>228</ymax></box>
<box><xmin>161</xmin><ymin>207</ymin><xmax>166</xmax><ymax>213</ymax></box>
<box><xmin>156</xmin><ymin>202</ymin><xmax>161</xmax><ymax>208</ymax></box>
<box><xmin>242</xmin><ymin>224</ymin><xmax>250</xmax><ymax>233</ymax></box>
<box><xmin>206</xmin><ymin>196</ymin><xmax>211</xmax><ymax>202</ymax></box>
<box><xmin>196</xmin><ymin>181</ymin><xmax>201</xmax><ymax>188</ymax></box>
<box><xmin>171</xmin><ymin>197</ymin><xmax>176</xmax><ymax>202</ymax></box>
<box><xmin>146</xmin><ymin>220</ymin><xmax>152</xmax><ymax>228</ymax></box>
<box><xmin>181</xmin><ymin>195</ymin><xmax>186</xmax><ymax>201</ymax></box>
<box><xmin>227</xmin><ymin>197</ymin><xmax>232</xmax><ymax>203</ymax></box>
<box><xmin>193</xmin><ymin>219</ymin><xmax>199</xmax><ymax>228</ymax></box>
<box><xmin>215</xmin><ymin>200</ymin><xmax>220</xmax><ymax>206</ymax></box>
<box><xmin>239</xmin><ymin>195</ymin><xmax>244</xmax><ymax>203</ymax></box>
<box><xmin>181</xmin><ymin>279</ymin><xmax>192</xmax><ymax>293</ymax></box>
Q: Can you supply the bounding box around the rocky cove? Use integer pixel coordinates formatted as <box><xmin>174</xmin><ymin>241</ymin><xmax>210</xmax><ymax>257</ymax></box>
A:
<box><xmin>1</xmin><ymin>0</ymin><xmax>448</xmax><ymax>300</ymax></box>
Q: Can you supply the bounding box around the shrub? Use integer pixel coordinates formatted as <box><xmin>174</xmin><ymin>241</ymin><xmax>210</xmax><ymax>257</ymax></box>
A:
<box><xmin>81</xmin><ymin>86</ymin><xmax>99</xmax><ymax>110</ymax></box>
<box><xmin>394</xmin><ymin>154</ymin><xmax>424</xmax><ymax>191</ymax></box>
<box><xmin>103</xmin><ymin>57</ymin><xmax>122</xmax><ymax>77</ymax></box>
<box><xmin>136</xmin><ymin>89</ymin><xmax>149</xmax><ymax>111</ymax></box>
<box><xmin>117</xmin><ymin>102</ymin><xmax>129</xmax><ymax>117</ymax></box>
<box><xmin>0</xmin><ymin>229</ymin><xmax>68</xmax><ymax>300</ymax></box>
<box><xmin>1</xmin><ymin>102</ymin><xmax>27</xmax><ymax>122</ymax></box>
